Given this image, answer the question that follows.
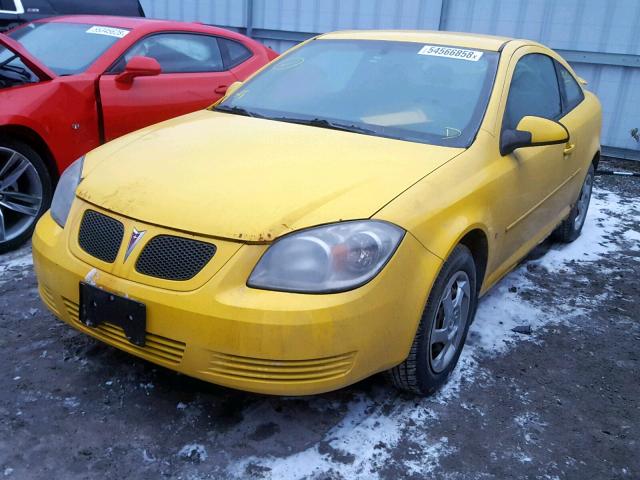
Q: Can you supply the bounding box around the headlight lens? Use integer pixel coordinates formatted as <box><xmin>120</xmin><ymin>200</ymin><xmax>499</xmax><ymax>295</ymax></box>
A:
<box><xmin>51</xmin><ymin>156</ymin><xmax>84</xmax><ymax>227</ymax></box>
<box><xmin>248</xmin><ymin>220</ymin><xmax>404</xmax><ymax>293</ymax></box>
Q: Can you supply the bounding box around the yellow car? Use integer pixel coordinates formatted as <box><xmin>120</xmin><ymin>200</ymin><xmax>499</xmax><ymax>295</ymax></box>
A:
<box><xmin>32</xmin><ymin>31</ymin><xmax>601</xmax><ymax>396</ymax></box>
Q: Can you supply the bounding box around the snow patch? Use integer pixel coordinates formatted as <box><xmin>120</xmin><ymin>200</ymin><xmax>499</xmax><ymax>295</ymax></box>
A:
<box><xmin>403</xmin><ymin>437</ymin><xmax>453</xmax><ymax>477</ymax></box>
<box><xmin>142</xmin><ymin>449</ymin><xmax>156</xmax><ymax>463</ymax></box>
<box><xmin>178</xmin><ymin>444</ymin><xmax>208</xmax><ymax>463</ymax></box>
<box><xmin>533</xmin><ymin>191</ymin><xmax>638</xmax><ymax>271</ymax></box>
<box><xmin>63</xmin><ymin>397</ymin><xmax>80</xmax><ymax>409</ymax></box>
<box><xmin>622</xmin><ymin>228</ymin><xmax>640</xmax><ymax>248</ymax></box>
<box><xmin>84</xmin><ymin>268</ymin><xmax>99</xmax><ymax>286</ymax></box>
<box><xmin>0</xmin><ymin>248</ymin><xmax>32</xmax><ymax>277</ymax></box>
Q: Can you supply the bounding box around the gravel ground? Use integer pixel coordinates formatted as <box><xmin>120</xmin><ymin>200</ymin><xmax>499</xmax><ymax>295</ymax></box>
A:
<box><xmin>0</xmin><ymin>158</ymin><xmax>638</xmax><ymax>480</ymax></box>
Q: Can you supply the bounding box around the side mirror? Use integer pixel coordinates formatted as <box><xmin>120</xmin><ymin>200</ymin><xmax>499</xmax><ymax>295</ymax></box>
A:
<box><xmin>500</xmin><ymin>116</ymin><xmax>569</xmax><ymax>156</ymax></box>
<box><xmin>115</xmin><ymin>56</ymin><xmax>161</xmax><ymax>84</ymax></box>
<box><xmin>225</xmin><ymin>81</ymin><xmax>243</xmax><ymax>98</ymax></box>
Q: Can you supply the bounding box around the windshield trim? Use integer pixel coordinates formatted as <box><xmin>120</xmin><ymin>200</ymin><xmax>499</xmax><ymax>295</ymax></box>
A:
<box><xmin>218</xmin><ymin>39</ymin><xmax>501</xmax><ymax>148</ymax></box>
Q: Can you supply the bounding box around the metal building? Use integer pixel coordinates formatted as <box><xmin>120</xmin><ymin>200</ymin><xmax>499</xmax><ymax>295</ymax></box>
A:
<box><xmin>141</xmin><ymin>0</ymin><xmax>640</xmax><ymax>160</ymax></box>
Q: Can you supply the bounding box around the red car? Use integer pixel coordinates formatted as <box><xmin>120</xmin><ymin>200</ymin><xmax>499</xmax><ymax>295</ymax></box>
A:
<box><xmin>0</xmin><ymin>15</ymin><xmax>277</xmax><ymax>252</ymax></box>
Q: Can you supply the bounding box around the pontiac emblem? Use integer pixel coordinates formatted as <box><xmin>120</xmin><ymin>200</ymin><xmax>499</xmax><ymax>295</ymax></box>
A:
<box><xmin>124</xmin><ymin>228</ymin><xmax>146</xmax><ymax>261</ymax></box>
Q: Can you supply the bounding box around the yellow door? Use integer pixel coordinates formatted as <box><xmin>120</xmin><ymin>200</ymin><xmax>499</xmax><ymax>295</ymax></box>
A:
<box><xmin>489</xmin><ymin>49</ymin><xmax>570</xmax><ymax>273</ymax></box>
<box><xmin>552</xmin><ymin>61</ymin><xmax>596</xmax><ymax>208</ymax></box>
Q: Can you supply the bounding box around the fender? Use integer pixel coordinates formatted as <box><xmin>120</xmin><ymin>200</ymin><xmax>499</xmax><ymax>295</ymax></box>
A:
<box><xmin>374</xmin><ymin>133</ymin><xmax>498</xmax><ymax>292</ymax></box>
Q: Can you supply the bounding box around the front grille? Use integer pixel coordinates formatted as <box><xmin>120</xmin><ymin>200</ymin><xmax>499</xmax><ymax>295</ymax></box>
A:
<box><xmin>135</xmin><ymin>235</ymin><xmax>216</xmax><ymax>281</ymax></box>
<box><xmin>63</xmin><ymin>298</ymin><xmax>186</xmax><ymax>365</ymax></box>
<box><xmin>78</xmin><ymin>210</ymin><xmax>124</xmax><ymax>263</ymax></box>
<box><xmin>206</xmin><ymin>351</ymin><xmax>356</xmax><ymax>383</ymax></box>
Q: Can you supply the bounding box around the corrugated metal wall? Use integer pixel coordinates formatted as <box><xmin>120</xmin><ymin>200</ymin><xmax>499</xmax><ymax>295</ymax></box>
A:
<box><xmin>141</xmin><ymin>0</ymin><xmax>640</xmax><ymax>160</ymax></box>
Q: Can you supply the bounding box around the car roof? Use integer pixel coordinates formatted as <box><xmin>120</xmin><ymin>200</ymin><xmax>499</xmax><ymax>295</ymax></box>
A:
<box><xmin>319</xmin><ymin>30</ymin><xmax>514</xmax><ymax>51</ymax></box>
<box><xmin>34</xmin><ymin>15</ymin><xmax>259</xmax><ymax>45</ymax></box>
<box><xmin>34</xmin><ymin>15</ymin><xmax>238</xmax><ymax>37</ymax></box>
<box><xmin>36</xmin><ymin>15</ymin><xmax>158</xmax><ymax>29</ymax></box>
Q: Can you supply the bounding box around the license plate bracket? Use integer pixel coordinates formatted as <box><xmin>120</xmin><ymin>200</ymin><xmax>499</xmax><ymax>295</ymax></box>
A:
<box><xmin>79</xmin><ymin>282</ymin><xmax>147</xmax><ymax>346</ymax></box>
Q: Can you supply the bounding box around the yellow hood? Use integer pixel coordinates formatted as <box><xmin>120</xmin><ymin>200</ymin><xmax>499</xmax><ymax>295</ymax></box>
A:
<box><xmin>78</xmin><ymin>110</ymin><xmax>463</xmax><ymax>242</ymax></box>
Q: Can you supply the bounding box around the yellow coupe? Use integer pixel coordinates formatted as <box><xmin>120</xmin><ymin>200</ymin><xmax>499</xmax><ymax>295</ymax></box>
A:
<box><xmin>32</xmin><ymin>31</ymin><xmax>601</xmax><ymax>395</ymax></box>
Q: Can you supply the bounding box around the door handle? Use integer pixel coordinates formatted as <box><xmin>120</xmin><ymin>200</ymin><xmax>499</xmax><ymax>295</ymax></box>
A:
<box><xmin>563</xmin><ymin>143</ymin><xmax>576</xmax><ymax>155</ymax></box>
<box><xmin>214</xmin><ymin>85</ymin><xmax>228</xmax><ymax>95</ymax></box>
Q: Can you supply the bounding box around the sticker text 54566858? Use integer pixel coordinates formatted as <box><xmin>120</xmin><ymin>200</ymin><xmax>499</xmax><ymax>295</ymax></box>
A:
<box><xmin>86</xmin><ymin>26</ymin><xmax>129</xmax><ymax>38</ymax></box>
<box><xmin>418</xmin><ymin>45</ymin><xmax>483</xmax><ymax>61</ymax></box>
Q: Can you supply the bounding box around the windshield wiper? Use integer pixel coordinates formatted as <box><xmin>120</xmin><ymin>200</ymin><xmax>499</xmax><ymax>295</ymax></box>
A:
<box><xmin>275</xmin><ymin>117</ymin><xmax>378</xmax><ymax>135</ymax></box>
<box><xmin>214</xmin><ymin>105</ymin><xmax>262</xmax><ymax>118</ymax></box>
<box><xmin>0</xmin><ymin>54</ymin><xmax>18</xmax><ymax>70</ymax></box>
<box><xmin>0</xmin><ymin>54</ymin><xmax>32</xmax><ymax>81</ymax></box>
<box><xmin>0</xmin><ymin>64</ymin><xmax>31</xmax><ymax>81</ymax></box>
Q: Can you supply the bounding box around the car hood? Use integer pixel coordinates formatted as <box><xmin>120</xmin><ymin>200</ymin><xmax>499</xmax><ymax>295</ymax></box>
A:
<box><xmin>78</xmin><ymin>110</ymin><xmax>463</xmax><ymax>242</ymax></box>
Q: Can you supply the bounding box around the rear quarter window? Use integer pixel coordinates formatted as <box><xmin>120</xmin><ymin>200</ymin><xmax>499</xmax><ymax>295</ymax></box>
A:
<box><xmin>220</xmin><ymin>38</ymin><xmax>252</xmax><ymax>68</ymax></box>
<box><xmin>557</xmin><ymin>62</ymin><xmax>585</xmax><ymax>113</ymax></box>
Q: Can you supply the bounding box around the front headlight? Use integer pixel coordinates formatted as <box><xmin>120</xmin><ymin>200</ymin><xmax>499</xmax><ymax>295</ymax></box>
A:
<box><xmin>248</xmin><ymin>220</ymin><xmax>405</xmax><ymax>293</ymax></box>
<box><xmin>51</xmin><ymin>156</ymin><xmax>84</xmax><ymax>227</ymax></box>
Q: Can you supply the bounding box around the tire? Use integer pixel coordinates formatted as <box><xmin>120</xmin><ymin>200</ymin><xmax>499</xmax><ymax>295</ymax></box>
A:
<box><xmin>553</xmin><ymin>163</ymin><xmax>594</xmax><ymax>244</ymax></box>
<box><xmin>388</xmin><ymin>244</ymin><xmax>477</xmax><ymax>395</ymax></box>
<box><xmin>0</xmin><ymin>137</ymin><xmax>53</xmax><ymax>254</ymax></box>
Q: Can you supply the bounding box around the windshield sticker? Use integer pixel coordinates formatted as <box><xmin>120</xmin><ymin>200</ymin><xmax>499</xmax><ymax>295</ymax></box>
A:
<box><xmin>418</xmin><ymin>45</ymin><xmax>483</xmax><ymax>61</ymax></box>
<box><xmin>86</xmin><ymin>26</ymin><xmax>129</xmax><ymax>38</ymax></box>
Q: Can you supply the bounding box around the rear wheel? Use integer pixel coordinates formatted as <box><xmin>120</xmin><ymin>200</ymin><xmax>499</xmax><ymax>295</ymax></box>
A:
<box><xmin>553</xmin><ymin>163</ymin><xmax>594</xmax><ymax>243</ymax></box>
<box><xmin>388</xmin><ymin>245</ymin><xmax>477</xmax><ymax>395</ymax></box>
<box><xmin>0</xmin><ymin>138</ymin><xmax>52</xmax><ymax>253</ymax></box>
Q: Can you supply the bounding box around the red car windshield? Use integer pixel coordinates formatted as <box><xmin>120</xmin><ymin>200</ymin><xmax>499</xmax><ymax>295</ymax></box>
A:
<box><xmin>9</xmin><ymin>22</ymin><xmax>129</xmax><ymax>75</ymax></box>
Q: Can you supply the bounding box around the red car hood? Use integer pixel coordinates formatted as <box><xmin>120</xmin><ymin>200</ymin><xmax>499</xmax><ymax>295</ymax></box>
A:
<box><xmin>0</xmin><ymin>33</ymin><xmax>56</xmax><ymax>80</ymax></box>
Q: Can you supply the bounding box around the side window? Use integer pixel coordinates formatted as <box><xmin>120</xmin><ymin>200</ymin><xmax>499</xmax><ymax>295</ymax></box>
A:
<box><xmin>503</xmin><ymin>54</ymin><xmax>562</xmax><ymax>131</ymax></box>
<box><xmin>113</xmin><ymin>33</ymin><xmax>224</xmax><ymax>73</ymax></box>
<box><xmin>219</xmin><ymin>38</ymin><xmax>252</xmax><ymax>68</ymax></box>
<box><xmin>556</xmin><ymin>63</ymin><xmax>584</xmax><ymax>112</ymax></box>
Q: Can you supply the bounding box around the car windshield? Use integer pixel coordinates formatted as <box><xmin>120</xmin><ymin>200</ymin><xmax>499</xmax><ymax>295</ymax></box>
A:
<box><xmin>9</xmin><ymin>22</ymin><xmax>129</xmax><ymax>75</ymax></box>
<box><xmin>0</xmin><ymin>44</ymin><xmax>38</xmax><ymax>87</ymax></box>
<box><xmin>218</xmin><ymin>39</ymin><xmax>499</xmax><ymax>147</ymax></box>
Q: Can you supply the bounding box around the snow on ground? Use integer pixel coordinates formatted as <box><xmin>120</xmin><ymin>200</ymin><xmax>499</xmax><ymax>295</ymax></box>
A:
<box><xmin>529</xmin><ymin>191</ymin><xmax>639</xmax><ymax>270</ymax></box>
<box><xmin>0</xmin><ymin>247</ymin><xmax>32</xmax><ymax>280</ymax></box>
<box><xmin>229</xmin><ymin>187</ymin><xmax>640</xmax><ymax>480</ymax></box>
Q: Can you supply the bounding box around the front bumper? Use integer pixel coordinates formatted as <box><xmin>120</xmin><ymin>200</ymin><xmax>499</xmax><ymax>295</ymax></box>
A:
<box><xmin>32</xmin><ymin>205</ymin><xmax>442</xmax><ymax>395</ymax></box>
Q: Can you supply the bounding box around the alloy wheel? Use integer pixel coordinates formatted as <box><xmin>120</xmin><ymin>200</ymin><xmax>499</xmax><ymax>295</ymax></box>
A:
<box><xmin>574</xmin><ymin>169</ymin><xmax>593</xmax><ymax>231</ymax></box>
<box><xmin>429</xmin><ymin>270</ymin><xmax>471</xmax><ymax>373</ymax></box>
<box><xmin>0</xmin><ymin>146</ymin><xmax>44</xmax><ymax>244</ymax></box>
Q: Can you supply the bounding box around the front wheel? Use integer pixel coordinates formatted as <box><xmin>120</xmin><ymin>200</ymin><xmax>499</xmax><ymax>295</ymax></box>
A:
<box><xmin>0</xmin><ymin>138</ymin><xmax>52</xmax><ymax>253</ymax></box>
<box><xmin>553</xmin><ymin>163</ymin><xmax>594</xmax><ymax>243</ymax></box>
<box><xmin>388</xmin><ymin>245</ymin><xmax>477</xmax><ymax>396</ymax></box>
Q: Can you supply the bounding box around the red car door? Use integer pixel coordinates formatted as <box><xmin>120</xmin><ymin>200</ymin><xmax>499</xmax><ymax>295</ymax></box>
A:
<box><xmin>98</xmin><ymin>32</ymin><xmax>237</xmax><ymax>142</ymax></box>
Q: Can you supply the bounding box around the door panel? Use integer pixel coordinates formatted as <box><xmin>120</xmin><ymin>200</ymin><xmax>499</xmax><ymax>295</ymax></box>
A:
<box><xmin>99</xmin><ymin>71</ymin><xmax>236</xmax><ymax>141</ymax></box>
<box><xmin>553</xmin><ymin>62</ymin><xmax>592</xmax><ymax>207</ymax></box>
<box><xmin>490</xmin><ymin>50</ymin><xmax>571</xmax><ymax>272</ymax></box>
<box><xmin>495</xmin><ymin>143</ymin><xmax>571</xmax><ymax>269</ymax></box>
<box><xmin>99</xmin><ymin>32</ymin><xmax>237</xmax><ymax>142</ymax></box>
